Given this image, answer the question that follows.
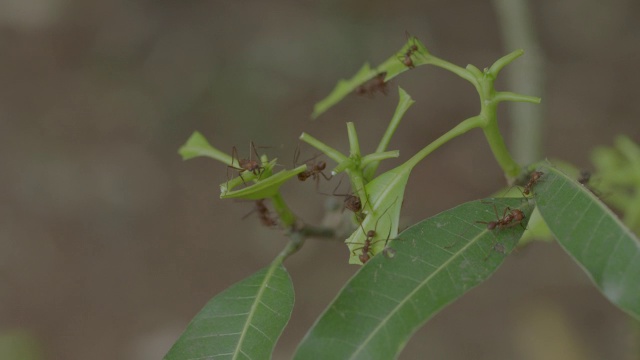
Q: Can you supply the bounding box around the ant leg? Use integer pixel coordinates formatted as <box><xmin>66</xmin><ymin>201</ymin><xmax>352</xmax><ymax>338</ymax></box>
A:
<box><xmin>231</xmin><ymin>146</ymin><xmax>240</xmax><ymax>167</ymax></box>
<box><xmin>320</xmin><ymin>171</ymin><xmax>332</xmax><ymax>181</ymax></box>
<box><xmin>249</xmin><ymin>141</ymin><xmax>260</xmax><ymax>163</ymax></box>
<box><xmin>293</xmin><ymin>144</ymin><xmax>300</xmax><ymax>167</ymax></box>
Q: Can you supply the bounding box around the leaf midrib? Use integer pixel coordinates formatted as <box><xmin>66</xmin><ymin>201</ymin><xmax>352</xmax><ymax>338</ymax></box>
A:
<box><xmin>348</xmin><ymin>227</ymin><xmax>487</xmax><ymax>359</ymax></box>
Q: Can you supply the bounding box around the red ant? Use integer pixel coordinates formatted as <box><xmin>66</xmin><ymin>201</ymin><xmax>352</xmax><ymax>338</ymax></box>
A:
<box><xmin>348</xmin><ymin>200</ymin><xmax>396</xmax><ymax>264</ymax></box>
<box><xmin>242</xmin><ymin>199</ymin><xmax>278</xmax><ymax>228</ymax></box>
<box><xmin>522</xmin><ymin>171</ymin><xmax>544</xmax><ymax>196</ymax></box>
<box><xmin>477</xmin><ymin>204</ymin><xmax>526</xmax><ymax>230</ymax></box>
<box><xmin>293</xmin><ymin>146</ymin><xmax>332</xmax><ymax>189</ymax></box>
<box><xmin>578</xmin><ymin>170</ymin><xmax>591</xmax><ymax>185</ymax></box>
<box><xmin>321</xmin><ymin>178</ymin><xmax>366</xmax><ymax>219</ymax></box>
<box><xmin>355</xmin><ymin>72</ymin><xmax>389</xmax><ymax>98</ymax></box>
<box><xmin>228</xmin><ymin>141</ymin><xmax>265</xmax><ymax>184</ymax></box>
<box><xmin>398</xmin><ymin>32</ymin><xmax>420</xmax><ymax>69</ymax></box>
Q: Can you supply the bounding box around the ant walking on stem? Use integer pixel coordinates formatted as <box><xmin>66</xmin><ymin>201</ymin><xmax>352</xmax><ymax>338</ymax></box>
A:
<box><xmin>227</xmin><ymin>141</ymin><xmax>266</xmax><ymax>185</ymax></box>
<box><xmin>522</xmin><ymin>171</ymin><xmax>544</xmax><ymax>196</ymax></box>
<box><xmin>355</xmin><ymin>72</ymin><xmax>389</xmax><ymax>98</ymax></box>
<box><xmin>398</xmin><ymin>31</ymin><xmax>420</xmax><ymax>69</ymax></box>
<box><xmin>241</xmin><ymin>199</ymin><xmax>278</xmax><ymax>228</ymax></box>
<box><xmin>293</xmin><ymin>146</ymin><xmax>332</xmax><ymax>189</ymax></box>
<box><xmin>347</xmin><ymin>200</ymin><xmax>397</xmax><ymax>264</ymax></box>
<box><xmin>321</xmin><ymin>178</ymin><xmax>366</xmax><ymax>220</ymax></box>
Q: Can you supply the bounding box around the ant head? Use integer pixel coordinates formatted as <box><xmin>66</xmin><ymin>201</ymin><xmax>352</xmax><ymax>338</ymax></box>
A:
<box><xmin>359</xmin><ymin>253</ymin><xmax>370</xmax><ymax>264</ymax></box>
<box><xmin>316</xmin><ymin>161</ymin><xmax>326</xmax><ymax>170</ymax></box>
<box><xmin>487</xmin><ymin>221</ymin><xmax>498</xmax><ymax>230</ymax></box>
<box><xmin>366</xmin><ymin>230</ymin><xmax>376</xmax><ymax>238</ymax></box>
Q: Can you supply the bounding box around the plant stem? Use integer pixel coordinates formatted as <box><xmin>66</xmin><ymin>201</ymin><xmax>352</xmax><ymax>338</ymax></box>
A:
<box><xmin>274</xmin><ymin>224</ymin><xmax>336</xmax><ymax>264</ymax></box>
<box><xmin>275</xmin><ymin>232</ymin><xmax>306</xmax><ymax>264</ymax></box>
<box><xmin>270</xmin><ymin>193</ymin><xmax>297</xmax><ymax>229</ymax></box>
<box><xmin>374</xmin><ymin>89</ymin><xmax>414</xmax><ymax>155</ymax></box>
<box><xmin>404</xmin><ymin>116</ymin><xmax>481</xmax><ymax>171</ymax></box>
<box><xmin>492</xmin><ymin>0</ymin><xmax>545</xmax><ymax>165</ymax></box>
<box><xmin>364</xmin><ymin>88</ymin><xmax>415</xmax><ymax>180</ymax></box>
<box><xmin>482</xmin><ymin>119</ymin><xmax>521</xmax><ymax>178</ymax></box>
<box><xmin>425</xmin><ymin>55</ymin><xmax>476</xmax><ymax>84</ymax></box>
<box><xmin>361</xmin><ymin>151</ymin><xmax>400</xmax><ymax>168</ymax></box>
<box><xmin>299</xmin><ymin>132</ymin><xmax>348</xmax><ymax>165</ymax></box>
<box><xmin>347</xmin><ymin>122</ymin><xmax>361</xmax><ymax>158</ymax></box>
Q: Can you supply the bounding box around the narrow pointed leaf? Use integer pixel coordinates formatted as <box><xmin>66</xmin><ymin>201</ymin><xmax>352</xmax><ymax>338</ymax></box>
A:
<box><xmin>295</xmin><ymin>197</ymin><xmax>532</xmax><ymax>359</ymax></box>
<box><xmin>221</xmin><ymin>164</ymin><xmax>307</xmax><ymax>200</ymax></box>
<box><xmin>312</xmin><ymin>37</ymin><xmax>429</xmax><ymax>119</ymax></box>
<box><xmin>533</xmin><ymin>164</ymin><xmax>640</xmax><ymax>319</ymax></box>
<box><xmin>312</xmin><ymin>63</ymin><xmax>378</xmax><ymax>119</ymax></box>
<box><xmin>165</xmin><ymin>263</ymin><xmax>294</xmax><ymax>360</ymax></box>
<box><xmin>179</xmin><ymin>131</ymin><xmax>233</xmax><ymax>165</ymax></box>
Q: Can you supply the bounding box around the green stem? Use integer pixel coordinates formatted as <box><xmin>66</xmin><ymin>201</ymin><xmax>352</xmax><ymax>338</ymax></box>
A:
<box><xmin>298</xmin><ymin>224</ymin><xmax>336</xmax><ymax>239</ymax></box>
<box><xmin>404</xmin><ymin>116</ymin><xmax>481</xmax><ymax>170</ymax></box>
<box><xmin>425</xmin><ymin>55</ymin><xmax>476</xmax><ymax>84</ymax></box>
<box><xmin>361</xmin><ymin>151</ymin><xmax>400</xmax><ymax>168</ymax></box>
<box><xmin>375</xmin><ymin>89</ymin><xmax>415</xmax><ymax>154</ymax></box>
<box><xmin>347</xmin><ymin>122</ymin><xmax>361</xmax><ymax>158</ymax></box>
<box><xmin>364</xmin><ymin>88</ymin><xmax>415</xmax><ymax>180</ymax></box>
<box><xmin>299</xmin><ymin>132</ymin><xmax>347</xmax><ymax>165</ymax></box>
<box><xmin>495</xmin><ymin>91</ymin><xmax>541</xmax><ymax>104</ymax></box>
<box><xmin>482</xmin><ymin>119</ymin><xmax>521</xmax><ymax>178</ymax></box>
<box><xmin>270</xmin><ymin>192</ymin><xmax>297</xmax><ymax>229</ymax></box>
<box><xmin>489</xmin><ymin>49</ymin><xmax>524</xmax><ymax>76</ymax></box>
<box><xmin>275</xmin><ymin>232</ymin><xmax>305</xmax><ymax>264</ymax></box>
<box><xmin>492</xmin><ymin>0</ymin><xmax>545</xmax><ymax>165</ymax></box>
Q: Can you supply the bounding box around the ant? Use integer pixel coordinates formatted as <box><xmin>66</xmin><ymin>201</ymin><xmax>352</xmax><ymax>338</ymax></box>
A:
<box><xmin>228</xmin><ymin>141</ymin><xmax>265</xmax><ymax>184</ymax></box>
<box><xmin>522</xmin><ymin>171</ymin><xmax>544</xmax><ymax>196</ymax></box>
<box><xmin>578</xmin><ymin>170</ymin><xmax>591</xmax><ymax>185</ymax></box>
<box><xmin>475</xmin><ymin>203</ymin><xmax>526</xmax><ymax>260</ymax></box>
<box><xmin>348</xmin><ymin>200</ymin><xmax>396</xmax><ymax>264</ymax></box>
<box><xmin>577</xmin><ymin>170</ymin><xmax>605</xmax><ymax>198</ymax></box>
<box><xmin>477</xmin><ymin>204</ymin><xmax>526</xmax><ymax>231</ymax></box>
<box><xmin>242</xmin><ymin>199</ymin><xmax>278</xmax><ymax>228</ymax></box>
<box><xmin>398</xmin><ymin>32</ymin><xmax>420</xmax><ymax>69</ymax></box>
<box><xmin>355</xmin><ymin>72</ymin><xmax>388</xmax><ymax>98</ymax></box>
<box><xmin>321</xmin><ymin>178</ymin><xmax>366</xmax><ymax>219</ymax></box>
<box><xmin>293</xmin><ymin>146</ymin><xmax>332</xmax><ymax>189</ymax></box>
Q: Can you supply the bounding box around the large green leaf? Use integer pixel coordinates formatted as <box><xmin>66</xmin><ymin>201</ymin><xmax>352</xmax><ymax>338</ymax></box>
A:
<box><xmin>294</xmin><ymin>197</ymin><xmax>532</xmax><ymax>359</ymax></box>
<box><xmin>165</xmin><ymin>263</ymin><xmax>294</xmax><ymax>360</ymax></box>
<box><xmin>533</xmin><ymin>163</ymin><xmax>640</xmax><ymax>320</ymax></box>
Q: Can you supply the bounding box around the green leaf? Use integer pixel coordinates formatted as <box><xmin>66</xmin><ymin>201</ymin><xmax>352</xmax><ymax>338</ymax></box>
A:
<box><xmin>165</xmin><ymin>263</ymin><xmax>294</xmax><ymax>360</ymax></box>
<box><xmin>295</xmin><ymin>197</ymin><xmax>532</xmax><ymax>359</ymax></box>
<box><xmin>345</xmin><ymin>166</ymin><xmax>410</xmax><ymax>264</ymax></box>
<box><xmin>312</xmin><ymin>63</ymin><xmax>379</xmax><ymax>119</ymax></box>
<box><xmin>220</xmin><ymin>164</ymin><xmax>307</xmax><ymax>200</ymax></box>
<box><xmin>312</xmin><ymin>37</ymin><xmax>429</xmax><ymax>119</ymax></box>
<box><xmin>178</xmin><ymin>131</ymin><xmax>233</xmax><ymax>165</ymax></box>
<box><xmin>533</xmin><ymin>163</ymin><xmax>640</xmax><ymax>320</ymax></box>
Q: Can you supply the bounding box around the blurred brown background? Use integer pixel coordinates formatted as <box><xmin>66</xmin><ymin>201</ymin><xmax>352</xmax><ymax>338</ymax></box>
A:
<box><xmin>1</xmin><ymin>0</ymin><xmax>639</xmax><ymax>359</ymax></box>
